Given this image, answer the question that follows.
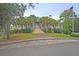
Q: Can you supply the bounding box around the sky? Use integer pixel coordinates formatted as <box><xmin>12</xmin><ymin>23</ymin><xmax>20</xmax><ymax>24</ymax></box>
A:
<box><xmin>24</xmin><ymin>3</ymin><xmax>79</xmax><ymax>20</ymax></box>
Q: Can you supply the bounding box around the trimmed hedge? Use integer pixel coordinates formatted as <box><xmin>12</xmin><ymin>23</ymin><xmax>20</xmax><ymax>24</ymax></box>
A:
<box><xmin>53</xmin><ymin>28</ymin><xmax>62</xmax><ymax>33</ymax></box>
<box><xmin>24</xmin><ymin>28</ymin><xmax>33</xmax><ymax>33</ymax></box>
<box><xmin>42</xmin><ymin>28</ymin><xmax>52</xmax><ymax>33</ymax></box>
<box><xmin>71</xmin><ymin>33</ymin><xmax>79</xmax><ymax>37</ymax></box>
<box><xmin>10</xmin><ymin>28</ymin><xmax>33</xmax><ymax>34</ymax></box>
<box><xmin>10</xmin><ymin>29</ymin><xmax>18</xmax><ymax>34</ymax></box>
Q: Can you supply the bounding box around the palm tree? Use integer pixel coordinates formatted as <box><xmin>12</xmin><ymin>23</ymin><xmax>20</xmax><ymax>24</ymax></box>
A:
<box><xmin>40</xmin><ymin>16</ymin><xmax>58</xmax><ymax>33</ymax></box>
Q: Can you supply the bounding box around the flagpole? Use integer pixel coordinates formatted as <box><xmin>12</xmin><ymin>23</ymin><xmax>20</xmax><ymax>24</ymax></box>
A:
<box><xmin>72</xmin><ymin>13</ymin><xmax>74</xmax><ymax>34</ymax></box>
<box><xmin>70</xmin><ymin>6</ymin><xmax>74</xmax><ymax>34</ymax></box>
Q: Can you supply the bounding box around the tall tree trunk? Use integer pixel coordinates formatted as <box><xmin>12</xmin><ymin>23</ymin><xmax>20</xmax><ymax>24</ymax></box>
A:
<box><xmin>6</xmin><ymin>20</ymin><xmax>10</xmax><ymax>39</ymax></box>
<box><xmin>1</xmin><ymin>26</ymin><xmax>6</xmax><ymax>39</ymax></box>
<box><xmin>5</xmin><ymin>17</ymin><xmax>10</xmax><ymax>39</ymax></box>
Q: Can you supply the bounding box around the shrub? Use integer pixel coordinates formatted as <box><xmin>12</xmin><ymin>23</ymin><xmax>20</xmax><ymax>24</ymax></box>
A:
<box><xmin>63</xmin><ymin>29</ymin><xmax>72</xmax><ymax>34</ymax></box>
<box><xmin>10</xmin><ymin>29</ymin><xmax>18</xmax><ymax>34</ymax></box>
<box><xmin>47</xmin><ymin>28</ymin><xmax>52</xmax><ymax>33</ymax></box>
<box><xmin>42</xmin><ymin>29</ymin><xmax>47</xmax><ymax>33</ymax></box>
<box><xmin>71</xmin><ymin>33</ymin><xmax>79</xmax><ymax>37</ymax></box>
<box><xmin>54</xmin><ymin>28</ymin><xmax>62</xmax><ymax>33</ymax></box>
<box><xmin>25</xmin><ymin>28</ymin><xmax>33</xmax><ymax>33</ymax></box>
<box><xmin>10</xmin><ymin>28</ymin><xmax>33</xmax><ymax>34</ymax></box>
<box><xmin>42</xmin><ymin>28</ymin><xmax>52</xmax><ymax>33</ymax></box>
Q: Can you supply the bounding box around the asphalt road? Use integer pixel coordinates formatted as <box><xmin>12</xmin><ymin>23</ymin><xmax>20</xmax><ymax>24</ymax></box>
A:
<box><xmin>0</xmin><ymin>40</ymin><xmax>79</xmax><ymax>56</ymax></box>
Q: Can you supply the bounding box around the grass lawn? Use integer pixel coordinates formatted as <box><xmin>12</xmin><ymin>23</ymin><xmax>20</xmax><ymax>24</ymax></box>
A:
<box><xmin>11</xmin><ymin>33</ymin><xmax>35</xmax><ymax>40</ymax></box>
<box><xmin>0</xmin><ymin>36</ymin><xmax>2</xmax><ymax>39</ymax></box>
<box><xmin>0</xmin><ymin>33</ymin><xmax>79</xmax><ymax>41</ymax></box>
<box><xmin>45</xmin><ymin>33</ymin><xmax>78</xmax><ymax>39</ymax></box>
<box><xmin>0</xmin><ymin>33</ymin><xmax>36</xmax><ymax>41</ymax></box>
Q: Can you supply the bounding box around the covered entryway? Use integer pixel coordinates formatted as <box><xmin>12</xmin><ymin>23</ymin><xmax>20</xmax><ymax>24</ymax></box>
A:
<box><xmin>33</xmin><ymin>22</ymin><xmax>44</xmax><ymax>33</ymax></box>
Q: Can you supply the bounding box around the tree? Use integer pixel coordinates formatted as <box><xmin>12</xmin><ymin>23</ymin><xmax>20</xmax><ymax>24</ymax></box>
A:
<box><xmin>40</xmin><ymin>17</ymin><xmax>49</xmax><ymax>32</ymax></box>
<box><xmin>59</xmin><ymin>6</ymin><xmax>77</xmax><ymax>34</ymax></box>
<box><xmin>40</xmin><ymin>16</ymin><xmax>58</xmax><ymax>33</ymax></box>
<box><xmin>0</xmin><ymin>3</ymin><xmax>35</xmax><ymax>39</ymax></box>
<box><xmin>15</xmin><ymin>15</ymin><xmax>37</xmax><ymax>33</ymax></box>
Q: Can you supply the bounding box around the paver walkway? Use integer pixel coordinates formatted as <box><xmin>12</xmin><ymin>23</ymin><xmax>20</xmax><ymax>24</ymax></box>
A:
<box><xmin>32</xmin><ymin>28</ymin><xmax>47</xmax><ymax>38</ymax></box>
<box><xmin>32</xmin><ymin>29</ymin><xmax>44</xmax><ymax>33</ymax></box>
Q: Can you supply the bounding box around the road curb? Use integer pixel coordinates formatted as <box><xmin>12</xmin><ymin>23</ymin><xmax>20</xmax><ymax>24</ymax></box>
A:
<box><xmin>0</xmin><ymin>37</ymin><xmax>79</xmax><ymax>47</ymax></box>
<box><xmin>0</xmin><ymin>38</ymin><xmax>58</xmax><ymax>46</ymax></box>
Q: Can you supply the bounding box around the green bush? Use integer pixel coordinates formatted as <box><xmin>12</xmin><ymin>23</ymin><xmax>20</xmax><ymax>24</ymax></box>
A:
<box><xmin>25</xmin><ymin>28</ymin><xmax>33</xmax><ymax>33</ymax></box>
<box><xmin>10</xmin><ymin>28</ymin><xmax>33</xmax><ymax>34</ymax></box>
<box><xmin>63</xmin><ymin>26</ymin><xmax>72</xmax><ymax>34</ymax></box>
<box><xmin>71</xmin><ymin>33</ymin><xmax>79</xmax><ymax>37</ymax></box>
<box><xmin>42</xmin><ymin>28</ymin><xmax>52</xmax><ymax>33</ymax></box>
<box><xmin>42</xmin><ymin>29</ymin><xmax>46</xmax><ymax>33</ymax></box>
<box><xmin>54</xmin><ymin>28</ymin><xmax>62</xmax><ymax>33</ymax></box>
<box><xmin>10</xmin><ymin>29</ymin><xmax>18</xmax><ymax>34</ymax></box>
<box><xmin>47</xmin><ymin>28</ymin><xmax>52</xmax><ymax>33</ymax></box>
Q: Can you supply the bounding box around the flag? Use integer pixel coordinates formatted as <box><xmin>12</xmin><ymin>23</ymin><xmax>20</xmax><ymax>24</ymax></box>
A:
<box><xmin>70</xmin><ymin>6</ymin><xmax>73</xmax><ymax>10</ymax></box>
<box><xmin>65</xmin><ymin>6</ymin><xmax>73</xmax><ymax>14</ymax></box>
